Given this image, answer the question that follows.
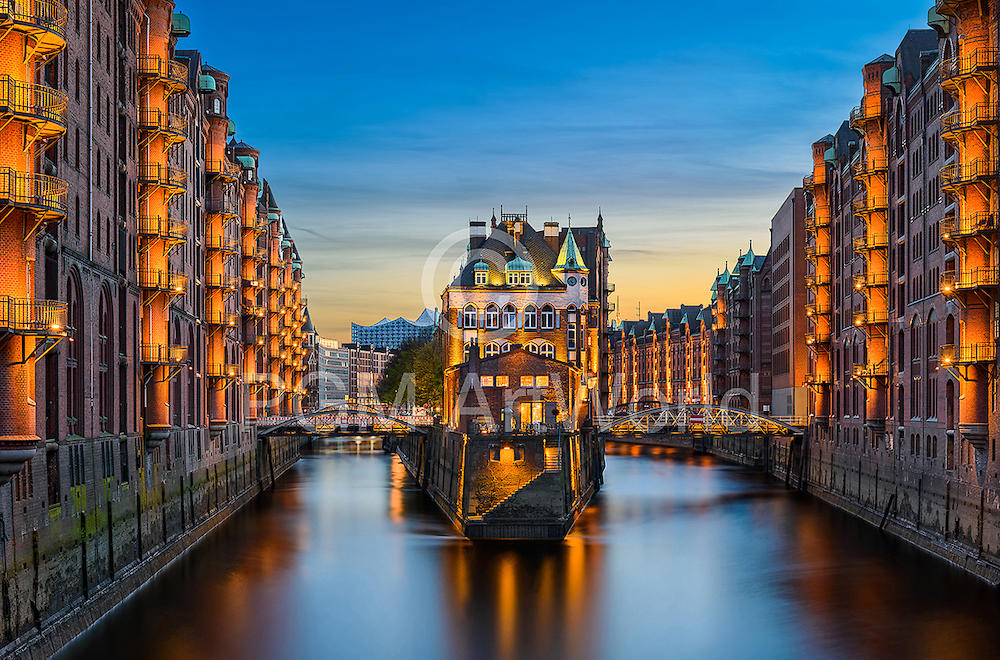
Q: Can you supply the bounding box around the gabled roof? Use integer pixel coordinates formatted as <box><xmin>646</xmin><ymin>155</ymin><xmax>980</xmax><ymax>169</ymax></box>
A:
<box><xmin>553</xmin><ymin>229</ymin><xmax>588</xmax><ymax>272</ymax></box>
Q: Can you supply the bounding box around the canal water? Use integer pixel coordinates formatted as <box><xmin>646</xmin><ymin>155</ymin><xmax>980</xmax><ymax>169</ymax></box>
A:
<box><xmin>58</xmin><ymin>441</ymin><xmax>1000</xmax><ymax>660</ymax></box>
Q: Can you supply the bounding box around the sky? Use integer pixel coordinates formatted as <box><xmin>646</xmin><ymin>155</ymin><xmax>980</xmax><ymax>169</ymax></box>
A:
<box><xmin>181</xmin><ymin>0</ymin><xmax>937</xmax><ymax>341</ymax></box>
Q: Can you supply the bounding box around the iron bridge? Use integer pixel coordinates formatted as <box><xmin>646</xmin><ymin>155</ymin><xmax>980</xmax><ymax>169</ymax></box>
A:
<box><xmin>595</xmin><ymin>405</ymin><xmax>805</xmax><ymax>437</ymax></box>
<box><xmin>258</xmin><ymin>403</ymin><xmax>431</xmax><ymax>436</ymax></box>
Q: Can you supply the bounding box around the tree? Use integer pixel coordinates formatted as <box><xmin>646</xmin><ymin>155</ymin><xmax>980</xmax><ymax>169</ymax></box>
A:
<box><xmin>378</xmin><ymin>335</ymin><xmax>443</xmax><ymax>410</ymax></box>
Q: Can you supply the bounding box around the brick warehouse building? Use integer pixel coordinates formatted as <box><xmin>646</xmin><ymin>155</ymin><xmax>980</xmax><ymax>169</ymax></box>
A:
<box><xmin>0</xmin><ymin>0</ymin><xmax>309</xmax><ymax>644</ymax></box>
<box><xmin>441</xmin><ymin>209</ymin><xmax>612</xmax><ymax>430</ymax></box>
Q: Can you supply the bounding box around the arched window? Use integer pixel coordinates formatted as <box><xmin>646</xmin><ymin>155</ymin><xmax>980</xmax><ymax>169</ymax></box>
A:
<box><xmin>926</xmin><ymin>311</ymin><xmax>938</xmax><ymax>357</ymax></box>
<box><xmin>463</xmin><ymin>341</ymin><xmax>472</xmax><ymax>362</ymax></box>
<box><xmin>539</xmin><ymin>342</ymin><xmax>555</xmax><ymax>359</ymax></box>
<box><xmin>523</xmin><ymin>305</ymin><xmax>537</xmax><ymax>330</ymax></box>
<box><xmin>945</xmin><ymin>314</ymin><xmax>955</xmax><ymax>345</ymax></box>
<box><xmin>526</xmin><ymin>343</ymin><xmax>538</xmax><ymax>354</ymax></box>
<box><xmin>213</xmin><ymin>98</ymin><xmax>221</xmax><ymax>114</ymax></box>
<box><xmin>910</xmin><ymin>317</ymin><xmax>920</xmax><ymax>360</ymax></box>
<box><xmin>502</xmin><ymin>304</ymin><xmax>517</xmax><ymax>329</ymax></box>
<box><xmin>484</xmin><ymin>342</ymin><xmax>500</xmax><ymax>358</ymax></box>
<box><xmin>98</xmin><ymin>287</ymin><xmax>114</xmax><ymax>433</ymax></box>
<box><xmin>485</xmin><ymin>303</ymin><xmax>500</xmax><ymax>329</ymax></box>
<box><xmin>501</xmin><ymin>342</ymin><xmax>512</xmax><ymax>353</ymax></box>
<box><xmin>463</xmin><ymin>304</ymin><xmax>477</xmax><ymax>329</ymax></box>
<box><xmin>540</xmin><ymin>304</ymin><xmax>555</xmax><ymax>330</ymax></box>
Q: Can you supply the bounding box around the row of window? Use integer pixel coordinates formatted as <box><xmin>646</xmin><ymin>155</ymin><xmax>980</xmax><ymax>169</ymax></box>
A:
<box><xmin>461</xmin><ymin>303</ymin><xmax>567</xmax><ymax>330</ymax></box>
<box><xmin>479</xmin><ymin>375</ymin><xmax>551</xmax><ymax>388</ymax></box>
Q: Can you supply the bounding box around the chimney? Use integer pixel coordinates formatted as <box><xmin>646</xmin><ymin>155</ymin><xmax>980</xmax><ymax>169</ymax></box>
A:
<box><xmin>544</xmin><ymin>221</ymin><xmax>559</xmax><ymax>252</ymax></box>
<box><xmin>468</xmin><ymin>339</ymin><xmax>480</xmax><ymax>372</ymax></box>
<box><xmin>470</xmin><ymin>220</ymin><xmax>487</xmax><ymax>250</ymax></box>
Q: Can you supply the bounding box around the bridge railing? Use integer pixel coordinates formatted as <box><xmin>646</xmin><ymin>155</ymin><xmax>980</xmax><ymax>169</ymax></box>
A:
<box><xmin>596</xmin><ymin>405</ymin><xmax>804</xmax><ymax>437</ymax></box>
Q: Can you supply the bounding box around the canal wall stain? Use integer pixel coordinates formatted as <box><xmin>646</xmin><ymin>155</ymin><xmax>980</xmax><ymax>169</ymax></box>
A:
<box><xmin>619</xmin><ymin>432</ymin><xmax>1000</xmax><ymax>585</ymax></box>
<box><xmin>0</xmin><ymin>429</ymin><xmax>303</xmax><ymax>660</ymax></box>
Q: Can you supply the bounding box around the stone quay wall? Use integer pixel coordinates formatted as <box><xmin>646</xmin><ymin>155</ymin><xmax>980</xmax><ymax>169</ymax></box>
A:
<box><xmin>1</xmin><ymin>428</ymin><xmax>304</xmax><ymax>659</ymax></box>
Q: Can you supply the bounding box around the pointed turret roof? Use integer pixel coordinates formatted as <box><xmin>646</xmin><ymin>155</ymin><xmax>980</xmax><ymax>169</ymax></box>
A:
<box><xmin>553</xmin><ymin>229</ymin><xmax>589</xmax><ymax>272</ymax></box>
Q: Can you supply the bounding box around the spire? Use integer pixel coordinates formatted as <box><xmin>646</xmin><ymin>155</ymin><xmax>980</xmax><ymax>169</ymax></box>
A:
<box><xmin>597</xmin><ymin>206</ymin><xmax>603</xmax><ymax>226</ymax></box>
<box><xmin>490</xmin><ymin>208</ymin><xmax>497</xmax><ymax>228</ymax></box>
<box><xmin>553</xmin><ymin>228</ymin><xmax>589</xmax><ymax>272</ymax></box>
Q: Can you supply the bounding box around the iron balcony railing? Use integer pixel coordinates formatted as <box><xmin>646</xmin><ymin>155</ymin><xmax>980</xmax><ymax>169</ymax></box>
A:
<box><xmin>940</xmin><ymin>342</ymin><xmax>996</xmax><ymax>365</ymax></box>
<box><xmin>849</xmin><ymin>102</ymin><xmax>882</xmax><ymax>129</ymax></box>
<box><xmin>853</xmin><ymin>233</ymin><xmax>889</xmax><ymax>252</ymax></box>
<box><xmin>0</xmin><ymin>167</ymin><xmax>67</xmax><ymax>220</ymax></box>
<box><xmin>138</xmin><ymin>109</ymin><xmax>187</xmax><ymax>143</ymax></box>
<box><xmin>206</xmin><ymin>363</ymin><xmax>240</xmax><ymax>379</ymax></box>
<box><xmin>138</xmin><ymin>215</ymin><xmax>187</xmax><ymax>242</ymax></box>
<box><xmin>803</xmin><ymin>174</ymin><xmax>815</xmax><ymax>191</ymax></box>
<box><xmin>204</xmin><ymin>273</ymin><xmax>240</xmax><ymax>290</ymax></box>
<box><xmin>805</xmin><ymin>274</ymin><xmax>831</xmax><ymax>288</ymax></box>
<box><xmin>805</xmin><ymin>332</ymin><xmax>829</xmax><ymax>347</ymax></box>
<box><xmin>805</xmin><ymin>303</ymin><xmax>831</xmax><ymax>317</ymax></box>
<box><xmin>804</xmin><ymin>206</ymin><xmax>830</xmax><ymax>231</ymax></box>
<box><xmin>205</xmin><ymin>158</ymin><xmax>240</xmax><ymax>182</ymax></box>
<box><xmin>941</xmin><ymin>267</ymin><xmax>999</xmax><ymax>295</ymax></box>
<box><xmin>852</xmin><ymin>145</ymin><xmax>888</xmax><ymax>179</ymax></box>
<box><xmin>243</xmin><ymin>304</ymin><xmax>266</xmax><ymax>318</ymax></box>
<box><xmin>206</xmin><ymin>196</ymin><xmax>239</xmax><ymax>217</ymax></box>
<box><xmin>853</xmin><ymin>361</ymin><xmax>889</xmax><ymax>378</ymax></box>
<box><xmin>804</xmin><ymin>242</ymin><xmax>831</xmax><ymax>261</ymax></box>
<box><xmin>853</xmin><ymin>192</ymin><xmax>889</xmax><ymax>215</ymax></box>
<box><xmin>940</xmin><ymin>159</ymin><xmax>998</xmax><ymax>189</ymax></box>
<box><xmin>140</xmin><ymin>343</ymin><xmax>188</xmax><ymax>364</ymax></box>
<box><xmin>139</xmin><ymin>163</ymin><xmax>187</xmax><ymax>193</ymax></box>
<box><xmin>0</xmin><ymin>296</ymin><xmax>67</xmax><ymax>334</ymax></box>
<box><xmin>804</xmin><ymin>372</ymin><xmax>831</xmax><ymax>386</ymax></box>
<box><xmin>0</xmin><ymin>75</ymin><xmax>67</xmax><ymax>136</ymax></box>
<box><xmin>138</xmin><ymin>55</ymin><xmax>188</xmax><ymax>92</ymax></box>
<box><xmin>205</xmin><ymin>310</ymin><xmax>239</xmax><ymax>326</ymax></box>
<box><xmin>138</xmin><ymin>268</ymin><xmax>187</xmax><ymax>293</ymax></box>
<box><xmin>0</xmin><ymin>0</ymin><xmax>68</xmax><ymax>52</ymax></box>
<box><xmin>940</xmin><ymin>43</ymin><xmax>998</xmax><ymax>85</ymax></box>
<box><xmin>205</xmin><ymin>234</ymin><xmax>239</xmax><ymax>253</ymax></box>
<box><xmin>940</xmin><ymin>213</ymin><xmax>996</xmax><ymax>241</ymax></box>
<box><xmin>853</xmin><ymin>308</ymin><xmax>890</xmax><ymax>326</ymax></box>
<box><xmin>940</xmin><ymin>102</ymin><xmax>998</xmax><ymax>139</ymax></box>
<box><xmin>853</xmin><ymin>270</ymin><xmax>889</xmax><ymax>290</ymax></box>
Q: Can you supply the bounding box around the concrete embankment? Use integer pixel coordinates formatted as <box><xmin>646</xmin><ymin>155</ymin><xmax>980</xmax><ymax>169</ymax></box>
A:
<box><xmin>2</xmin><ymin>433</ymin><xmax>305</xmax><ymax>660</ymax></box>
<box><xmin>613</xmin><ymin>432</ymin><xmax>1000</xmax><ymax>585</ymax></box>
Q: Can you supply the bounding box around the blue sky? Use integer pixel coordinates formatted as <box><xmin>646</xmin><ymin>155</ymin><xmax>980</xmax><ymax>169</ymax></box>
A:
<box><xmin>181</xmin><ymin>0</ymin><xmax>937</xmax><ymax>340</ymax></box>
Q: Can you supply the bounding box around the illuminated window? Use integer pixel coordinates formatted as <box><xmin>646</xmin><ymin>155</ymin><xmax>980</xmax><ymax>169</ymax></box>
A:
<box><xmin>527</xmin><ymin>343</ymin><xmax>538</xmax><ymax>353</ymax></box>
<box><xmin>475</xmin><ymin>271</ymin><xmax>487</xmax><ymax>286</ymax></box>
<box><xmin>568</xmin><ymin>325</ymin><xmax>577</xmax><ymax>350</ymax></box>
<box><xmin>539</xmin><ymin>343</ymin><xmax>555</xmax><ymax>359</ymax></box>
<box><xmin>540</xmin><ymin>304</ymin><xmax>555</xmax><ymax>329</ymax></box>
<box><xmin>496</xmin><ymin>375</ymin><xmax>509</xmax><ymax>387</ymax></box>
<box><xmin>463</xmin><ymin>304</ymin><xmax>477</xmax><ymax>328</ymax></box>
<box><xmin>485</xmin><ymin>304</ymin><xmax>500</xmax><ymax>329</ymax></box>
<box><xmin>484</xmin><ymin>342</ymin><xmax>500</xmax><ymax>357</ymax></box>
<box><xmin>536</xmin><ymin>375</ymin><xmax>549</xmax><ymax>388</ymax></box>
<box><xmin>520</xmin><ymin>375</ymin><xmax>534</xmax><ymax>388</ymax></box>
<box><xmin>524</xmin><ymin>305</ymin><xmax>537</xmax><ymax>329</ymax></box>
<box><xmin>502</xmin><ymin>304</ymin><xmax>517</xmax><ymax>329</ymax></box>
<box><xmin>480</xmin><ymin>375</ymin><xmax>494</xmax><ymax>387</ymax></box>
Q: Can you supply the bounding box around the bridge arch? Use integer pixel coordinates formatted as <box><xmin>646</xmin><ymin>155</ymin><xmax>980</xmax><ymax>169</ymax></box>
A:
<box><xmin>259</xmin><ymin>402</ymin><xmax>430</xmax><ymax>436</ymax></box>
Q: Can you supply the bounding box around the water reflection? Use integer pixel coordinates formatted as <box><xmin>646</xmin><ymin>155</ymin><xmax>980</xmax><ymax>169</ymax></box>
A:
<box><xmin>58</xmin><ymin>440</ymin><xmax>1000</xmax><ymax>660</ymax></box>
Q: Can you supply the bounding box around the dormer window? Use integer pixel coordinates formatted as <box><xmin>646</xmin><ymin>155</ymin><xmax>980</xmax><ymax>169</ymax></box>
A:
<box><xmin>505</xmin><ymin>257</ymin><xmax>532</xmax><ymax>286</ymax></box>
<box><xmin>473</xmin><ymin>260</ymin><xmax>490</xmax><ymax>286</ymax></box>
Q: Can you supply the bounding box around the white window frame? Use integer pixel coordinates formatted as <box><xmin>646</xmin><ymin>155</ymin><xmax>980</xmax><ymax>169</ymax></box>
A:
<box><xmin>539</xmin><ymin>343</ymin><xmax>555</xmax><ymax>359</ymax></box>
<box><xmin>463</xmin><ymin>305</ymin><xmax>477</xmax><ymax>328</ymax></box>
<box><xmin>502</xmin><ymin>304</ymin><xmax>517</xmax><ymax>329</ymax></box>
<box><xmin>540</xmin><ymin>305</ymin><xmax>555</xmax><ymax>330</ymax></box>
<box><xmin>484</xmin><ymin>342</ymin><xmax>500</xmax><ymax>357</ymax></box>
<box><xmin>523</xmin><ymin>305</ymin><xmax>537</xmax><ymax>329</ymax></box>
<box><xmin>475</xmin><ymin>271</ymin><xmax>487</xmax><ymax>286</ymax></box>
<box><xmin>485</xmin><ymin>304</ymin><xmax>500</xmax><ymax>329</ymax></box>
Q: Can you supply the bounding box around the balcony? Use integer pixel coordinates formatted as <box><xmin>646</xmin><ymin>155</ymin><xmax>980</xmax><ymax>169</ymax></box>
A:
<box><xmin>243</xmin><ymin>304</ymin><xmax>266</xmax><ymax>318</ymax></box>
<box><xmin>940</xmin><ymin>343</ymin><xmax>996</xmax><ymax>366</ymax></box>
<box><xmin>205</xmin><ymin>311</ymin><xmax>239</xmax><ymax>327</ymax></box>
<box><xmin>206</xmin><ymin>196</ymin><xmax>239</xmax><ymax>218</ymax></box>
<box><xmin>940</xmin><ymin>43</ymin><xmax>998</xmax><ymax>88</ymax></box>
<box><xmin>805</xmin><ymin>332</ymin><xmax>829</xmax><ymax>347</ymax></box>
<box><xmin>851</xmin><ymin>146</ymin><xmax>888</xmax><ymax>179</ymax></box>
<box><xmin>804</xmin><ymin>274</ymin><xmax>831</xmax><ymax>289</ymax></box>
<box><xmin>0</xmin><ymin>0</ymin><xmax>68</xmax><ymax>57</ymax></box>
<box><xmin>205</xmin><ymin>235</ymin><xmax>239</xmax><ymax>254</ymax></box>
<box><xmin>940</xmin><ymin>103</ymin><xmax>998</xmax><ymax>140</ymax></box>
<box><xmin>803</xmin><ymin>174</ymin><xmax>815</xmax><ymax>191</ymax></box>
<box><xmin>0</xmin><ymin>167</ymin><xmax>68</xmax><ymax>222</ymax></box>
<box><xmin>605</xmin><ymin>282</ymin><xmax>615</xmax><ymax>293</ymax></box>
<box><xmin>138</xmin><ymin>55</ymin><xmax>188</xmax><ymax>94</ymax></box>
<box><xmin>940</xmin><ymin>213</ymin><xmax>996</xmax><ymax>242</ymax></box>
<box><xmin>853</xmin><ymin>361</ymin><xmax>889</xmax><ymax>378</ymax></box>
<box><xmin>206</xmin><ymin>363</ymin><xmax>240</xmax><ymax>379</ymax></box>
<box><xmin>204</xmin><ymin>273</ymin><xmax>240</xmax><ymax>290</ymax></box>
<box><xmin>849</xmin><ymin>102</ymin><xmax>882</xmax><ymax>130</ymax></box>
<box><xmin>0</xmin><ymin>76</ymin><xmax>67</xmax><ymax>140</ymax></box>
<box><xmin>805</xmin><ymin>303</ymin><xmax>831</xmax><ymax>317</ymax></box>
<box><xmin>804</xmin><ymin>206</ymin><xmax>830</xmax><ymax>231</ymax></box>
<box><xmin>243</xmin><ymin>277</ymin><xmax>264</xmax><ymax>290</ymax></box>
<box><xmin>139</xmin><ymin>269</ymin><xmax>187</xmax><ymax>294</ymax></box>
<box><xmin>138</xmin><ymin>109</ymin><xmax>187</xmax><ymax>146</ymax></box>
<box><xmin>206</xmin><ymin>158</ymin><xmax>240</xmax><ymax>183</ymax></box>
<box><xmin>853</xmin><ymin>270</ymin><xmax>888</xmax><ymax>290</ymax></box>
<box><xmin>607</xmin><ymin>302</ymin><xmax>616</xmax><ymax>312</ymax></box>
<box><xmin>941</xmin><ymin>267</ymin><xmax>999</xmax><ymax>296</ymax></box>
<box><xmin>853</xmin><ymin>309</ymin><xmax>890</xmax><ymax>326</ymax></box>
<box><xmin>138</xmin><ymin>216</ymin><xmax>187</xmax><ymax>243</ymax></box>
<box><xmin>940</xmin><ymin>159</ymin><xmax>998</xmax><ymax>190</ymax></box>
<box><xmin>853</xmin><ymin>233</ymin><xmax>889</xmax><ymax>252</ymax></box>
<box><xmin>804</xmin><ymin>243</ymin><xmax>830</xmax><ymax>261</ymax></box>
<box><xmin>141</xmin><ymin>343</ymin><xmax>188</xmax><ymax>365</ymax></box>
<box><xmin>0</xmin><ymin>297</ymin><xmax>67</xmax><ymax>335</ymax></box>
<box><xmin>853</xmin><ymin>192</ymin><xmax>889</xmax><ymax>215</ymax></box>
<box><xmin>139</xmin><ymin>163</ymin><xmax>186</xmax><ymax>195</ymax></box>
<box><xmin>804</xmin><ymin>372</ymin><xmax>830</xmax><ymax>386</ymax></box>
